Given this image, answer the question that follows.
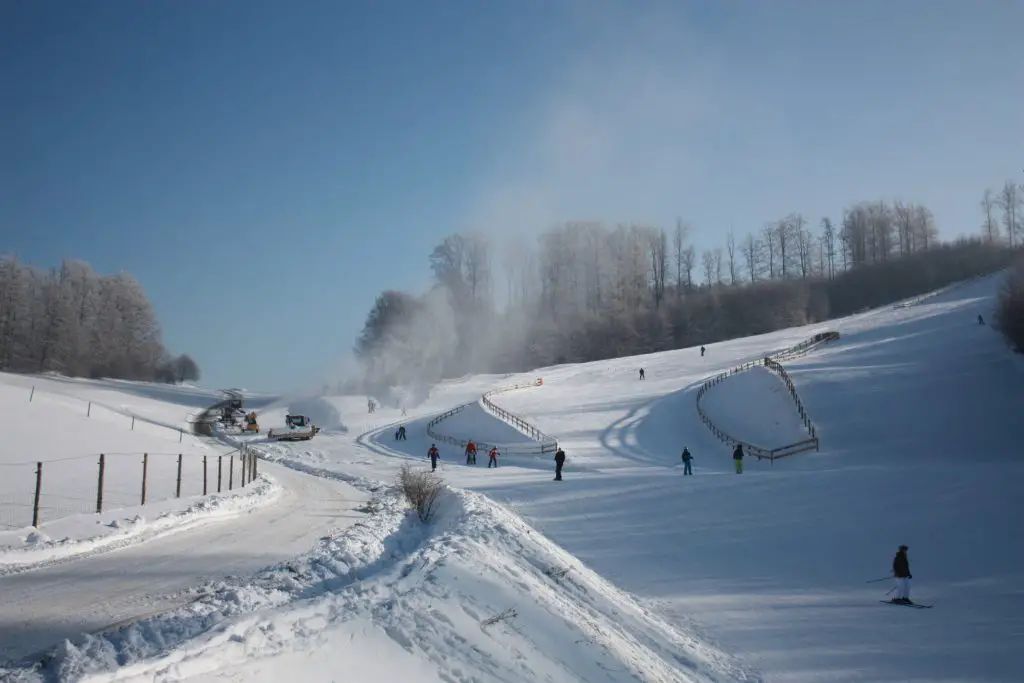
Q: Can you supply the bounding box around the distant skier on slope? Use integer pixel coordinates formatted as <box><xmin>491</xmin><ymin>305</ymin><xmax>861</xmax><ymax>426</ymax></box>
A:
<box><xmin>554</xmin><ymin>447</ymin><xmax>566</xmax><ymax>481</ymax></box>
<box><xmin>890</xmin><ymin>544</ymin><xmax>913</xmax><ymax>604</ymax></box>
<box><xmin>681</xmin><ymin>447</ymin><xmax>693</xmax><ymax>475</ymax></box>
<box><xmin>700</xmin><ymin>345</ymin><xmax>706</xmax><ymax>357</ymax></box>
<box><xmin>488</xmin><ymin>446</ymin><xmax>499</xmax><ymax>468</ymax></box>
<box><xmin>428</xmin><ymin>444</ymin><xmax>440</xmax><ymax>472</ymax></box>
<box><xmin>732</xmin><ymin>443</ymin><xmax>744</xmax><ymax>473</ymax></box>
<box><xmin>465</xmin><ymin>439</ymin><xmax>477</xmax><ymax>465</ymax></box>
<box><xmin>639</xmin><ymin>367</ymin><xmax>645</xmax><ymax>380</ymax></box>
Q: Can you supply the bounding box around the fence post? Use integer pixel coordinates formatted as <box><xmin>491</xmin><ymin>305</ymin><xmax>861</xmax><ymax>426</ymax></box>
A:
<box><xmin>141</xmin><ymin>453</ymin><xmax>148</xmax><ymax>505</ymax></box>
<box><xmin>179</xmin><ymin>429</ymin><xmax>183</xmax><ymax>443</ymax></box>
<box><xmin>241</xmin><ymin>451</ymin><xmax>247</xmax><ymax>486</ymax></box>
<box><xmin>96</xmin><ymin>454</ymin><xmax>105</xmax><ymax>513</ymax></box>
<box><xmin>87</xmin><ymin>401</ymin><xmax>92</xmax><ymax>417</ymax></box>
<box><xmin>29</xmin><ymin>386</ymin><xmax>35</xmax><ymax>402</ymax></box>
<box><xmin>252</xmin><ymin>451</ymin><xmax>258</xmax><ymax>478</ymax></box>
<box><xmin>176</xmin><ymin>454</ymin><xmax>183</xmax><ymax>498</ymax></box>
<box><xmin>203</xmin><ymin>455</ymin><xmax>208</xmax><ymax>495</ymax></box>
<box><xmin>131</xmin><ymin>415</ymin><xmax>135</xmax><ymax>431</ymax></box>
<box><xmin>217</xmin><ymin>455</ymin><xmax>223</xmax><ymax>493</ymax></box>
<box><xmin>32</xmin><ymin>462</ymin><xmax>42</xmax><ymax>527</ymax></box>
<box><xmin>229</xmin><ymin>454</ymin><xmax>234</xmax><ymax>490</ymax></box>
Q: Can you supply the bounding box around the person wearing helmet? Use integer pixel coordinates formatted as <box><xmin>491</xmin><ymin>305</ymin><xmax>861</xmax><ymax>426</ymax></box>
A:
<box><xmin>427</xmin><ymin>444</ymin><xmax>440</xmax><ymax>472</ymax></box>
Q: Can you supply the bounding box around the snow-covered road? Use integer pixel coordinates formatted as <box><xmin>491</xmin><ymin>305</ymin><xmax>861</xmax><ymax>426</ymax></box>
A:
<box><xmin>0</xmin><ymin>461</ymin><xmax>369</xmax><ymax>663</ymax></box>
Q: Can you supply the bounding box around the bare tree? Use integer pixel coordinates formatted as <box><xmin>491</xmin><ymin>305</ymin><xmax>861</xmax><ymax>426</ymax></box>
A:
<box><xmin>820</xmin><ymin>217</ymin><xmax>836</xmax><ymax>279</ymax></box>
<box><xmin>713</xmin><ymin>248</ymin><xmax>723</xmax><ymax>285</ymax></box>
<box><xmin>681</xmin><ymin>245</ymin><xmax>696</xmax><ymax>290</ymax></box>
<box><xmin>775</xmin><ymin>218</ymin><xmax>792</xmax><ymax>278</ymax></box>
<box><xmin>673</xmin><ymin>219</ymin><xmax>690</xmax><ymax>297</ymax></box>
<box><xmin>701</xmin><ymin>250</ymin><xmax>715</xmax><ymax>287</ymax></box>
<box><xmin>725</xmin><ymin>228</ymin><xmax>737</xmax><ymax>284</ymax></box>
<box><xmin>762</xmin><ymin>223</ymin><xmax>777</xmax><ymax>278</ymax></box>
<box><xmin>996</xmin><ymin>180</ymin><xmax>1021</xmax><ymax>247</ymax></box>
<box><xmin>743</xmin><ymin>234</ymin><xmax>763</xmax><ymax>282</ymax></box>
<box><xmin>647</xmin><ymin>227</ymin><xmax>668</xmax><ymax>307</ymax></box>
<box><xmin>981</xmin><ymin>189</ymin><xmax>1000</xmax><ymax>244</ymax></box>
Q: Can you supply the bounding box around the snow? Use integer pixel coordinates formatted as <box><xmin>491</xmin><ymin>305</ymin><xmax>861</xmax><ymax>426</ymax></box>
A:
<box><xmin>3</xmin><ymin>272</ymin><xmax>1022</xmax><ymax>682</ymax></box>
<box><xmin>0</xmin><ymin>378</ymin><xmax>234</xmax><ymax>531</ymax></box>
<box><xmin>0</xmin><ymin>476</ymin><xmax>280</xmax><ymax>572</ymax></box>
<box><xmin>0</xmin><ymin>461</ymin><xmax>368</xmax><ymax>665</ymax></box>
<box><xmin>699</xmin><ymin>366</ymin><xmax>811</xmax><ymax>450</ymax></box>
<box><xmin>431</xmin><ymin>400</ymin><xmax>538</xmax><ymax>446</ymax></box>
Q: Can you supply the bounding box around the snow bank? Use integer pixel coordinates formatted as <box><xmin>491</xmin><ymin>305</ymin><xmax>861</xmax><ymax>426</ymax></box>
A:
<box><xmin>0</xmin><ymin>475</ymin><xmax>280</xmax><ymax>574</ymax></box>
<box><xmin>2</xmin><ymin>482</ymin><xmax>754</xmax><ymax>683</ymax></box>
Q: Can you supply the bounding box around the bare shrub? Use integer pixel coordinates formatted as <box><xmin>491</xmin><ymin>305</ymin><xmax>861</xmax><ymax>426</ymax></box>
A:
<box><xmin>397</xmin><ymin>464</ymin><xmax>444</xmax><ymax>522</ymax></box>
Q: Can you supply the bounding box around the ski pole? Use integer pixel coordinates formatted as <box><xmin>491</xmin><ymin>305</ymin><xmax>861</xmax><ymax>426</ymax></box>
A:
<box><xmin>866</xmin><ymin>576</ymin><xmax>892</xmax><ymax>583</ymax></box>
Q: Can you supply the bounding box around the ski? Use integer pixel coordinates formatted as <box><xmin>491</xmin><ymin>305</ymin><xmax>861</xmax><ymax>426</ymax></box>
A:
<box><xmin>880</xmin><ymin>600</ymin><xmax>932</xmax><ymax>608</ymax></box>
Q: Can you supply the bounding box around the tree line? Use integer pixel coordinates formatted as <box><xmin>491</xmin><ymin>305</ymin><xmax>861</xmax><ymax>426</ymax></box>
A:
<box><xmin>0</xmin><ymin>256</ymin><xmax>200</xmax><ymax>383</ymax></box>
<box><xmin>355</xmin><ymin>185</ymin><xmax>1023</xmax><ymax>393</ymax></box>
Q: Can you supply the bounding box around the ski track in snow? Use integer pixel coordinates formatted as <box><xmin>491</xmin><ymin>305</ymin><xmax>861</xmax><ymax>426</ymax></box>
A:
<box><xmin>1</xmin><ymin>273</ymin><xmax>1022</xmax><ymax>682</ymax></box>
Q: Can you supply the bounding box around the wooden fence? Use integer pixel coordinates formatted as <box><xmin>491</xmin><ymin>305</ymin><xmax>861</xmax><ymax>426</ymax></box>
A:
<box><xmin>426</xmin><ymin>378</ymin><xmax>559</xmax><ymax>455</ymax></box>
<box><xmin>695</xmin><ymin>331</ymin><xmax>840</xmax><ymax>463</ymax></box>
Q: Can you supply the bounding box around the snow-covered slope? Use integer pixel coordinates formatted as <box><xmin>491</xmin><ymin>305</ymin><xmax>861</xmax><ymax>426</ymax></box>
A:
<box><xmin>4</xmin><ymin>273</ymin><xmax>1021</xmax><ymax>682</ymax></box>
<box><xmin>0</xmin><ymin>377</ymin><xmax>242</xmax><ymax>535</ymax></box>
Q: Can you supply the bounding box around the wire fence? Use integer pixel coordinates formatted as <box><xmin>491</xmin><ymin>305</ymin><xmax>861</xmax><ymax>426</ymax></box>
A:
<box><xmin>0</xmin><ymin>449</ymin><xmax>259</xmax><ymax>531</ymax></box>
<box><xmin>18</xmin><ymin>382</ymin><xmax>193</xmax><ymax>442</ymax></box>
<box><xmin>695</xmin><ymin>331</ymin><xmax>840</xmax><ymax>463</ymax></box>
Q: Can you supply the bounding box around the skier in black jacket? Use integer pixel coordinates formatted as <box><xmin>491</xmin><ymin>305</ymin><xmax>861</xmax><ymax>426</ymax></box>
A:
<box><xmin>554</xmin><ymin>448</ymin><xmax>566</xmax><ymax>481</ymax></box>
<box><xmin>891</xmin><ymin>544</ymin><xmax>912</xmax><ymax>604</ymax></box>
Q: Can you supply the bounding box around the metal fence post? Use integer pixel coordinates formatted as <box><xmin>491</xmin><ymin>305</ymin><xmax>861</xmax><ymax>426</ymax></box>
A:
<box><xmin>96</xmin><ymin>454</ymin><xmax>105</xmax><ymax>513</ymax></box>
<box><xmin>176</xmin><ymin>454</ymin><xmax>183</xmax><ymax>498</ymax></box>
<box><xmin>241</xmin><ymin>451</ymin><xmax>247</xmax><ymax>486</ymax></box>
<box><xmin>87</xmin><ymin>401</ymin><xmax>91</xmax><ymax>417</ymax></box>
<box><xmin>141</xmin><ymin>453</ymin><xmax>148</xmax><ymax>505</ymax></box>
<box><xmin>217</xmin><ymin>455</ymin><xmax>222</xmax><ymax>492</ymax></box>
<box><xmin>29</xmin><ymin>386</ymin><xmax>35</xmax><ymax>402</ymax></box>
<box><xmin>131</xmin><ymin>415</ymin><xmax>135</xmax><ymax>431</ymax></box>
<box><xmin>229</xmin><ymin>454</ymin><xmax>234</xmax><ymax>490</ymax></box>
<box><xmin>32</xmin><ymin>462</ymin><xmax>42</xmax><ymax>527</ymax></box>
<box><xmin>203</xmin><ymin>455</ymin><xmax>208</xmax><ymax>495</ymax></box>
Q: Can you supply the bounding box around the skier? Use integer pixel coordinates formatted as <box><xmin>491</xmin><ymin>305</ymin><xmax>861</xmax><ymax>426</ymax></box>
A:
<box><xmin>700</xmin><ymin>345</ymin><xmax>706</xmax><ymax>357</ymax></box>
<box><xmin>427</xmin><ymin>444</ymin><xmax>440</xmax><ymax>472</ymax></box>
<box><xmin>396</xmin><ymin>425</ymin><xmax>406</xmax><ymax>440</ymax></box>
<box><xmin>891</xmin><ymin>544</ymin><xmax>913</xmax><ymax>604</ymax></box>
<box><xmin>732</xmin><ymin>443</ymin><xmax>744</xmax><ymax>474</ymax></box>
<box><xmin>978</xmin><ymin>314</ymin><xmax>985</xmax><ymax>325</ymax></box>
<box><xmin>488</xmin><ymin>446</ymin><xmax>499</xmax><ymax>468</ymax></box>
<box><xmin>465</xmin><ymin>439</ymin><xmax>477</xmax><ymax>465</ymax></box>
<box><xmin>681</xmin><ymin>447</ymin><xmax>693</xmax><ymax>475</ymax></box>
<box><xmin>639</xmin><ymin>368</ymin><xmax>645</xmax><ymax>380</ymax></box>
<box><xmin>554</xmin><ymin>447</ymin><xmax>566</xmax><ymax>481</ymax></box>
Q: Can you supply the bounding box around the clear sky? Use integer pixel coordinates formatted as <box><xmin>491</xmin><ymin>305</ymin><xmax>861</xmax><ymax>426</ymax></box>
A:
<box><xmin>2</xmin><ymin>0</ymin><xmax>1022</xmax><ymax>392</ymax></box>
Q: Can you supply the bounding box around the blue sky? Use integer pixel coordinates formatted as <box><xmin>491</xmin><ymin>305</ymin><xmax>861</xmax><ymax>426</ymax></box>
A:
<box><xmin>2</xmin><ymin>0</ymin><xmax>1022</xmax><ymax>392</ymax></box>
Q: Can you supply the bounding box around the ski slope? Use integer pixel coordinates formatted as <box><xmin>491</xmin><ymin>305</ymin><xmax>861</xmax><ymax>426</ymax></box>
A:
<box><xmin>2</xmin><ymin>272</ymin><xmax>1021</xmax><ymax>682</ymax></box>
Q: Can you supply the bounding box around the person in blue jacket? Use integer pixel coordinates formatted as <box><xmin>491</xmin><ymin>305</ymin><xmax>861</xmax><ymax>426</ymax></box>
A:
<box><xmin>681</xmin><ymin>447</ymin><xmax>693</xmax><ymax>475</ymax></box>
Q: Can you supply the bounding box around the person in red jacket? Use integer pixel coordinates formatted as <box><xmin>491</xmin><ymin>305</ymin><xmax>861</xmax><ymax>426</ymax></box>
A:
<box><xmin>465</xmin><ymin>440</ymin><xmax>477</xmax><ymax>465</ymax></box>
<box><xmin>488</xmin><ymin>446</ymin><xmax>499</xmax><ymax>468</ymax></box>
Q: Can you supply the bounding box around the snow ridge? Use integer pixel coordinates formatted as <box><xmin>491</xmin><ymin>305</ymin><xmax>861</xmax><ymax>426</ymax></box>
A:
<box><xmin>2</xmin><ymin>478</ymin><xmax>757</xmax><ymax>683</ymax></box>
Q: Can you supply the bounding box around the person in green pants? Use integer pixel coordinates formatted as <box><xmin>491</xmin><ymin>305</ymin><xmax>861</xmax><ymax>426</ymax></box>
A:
<box><xmin>733</xmin><ymin>443</ymin><xmax>744</xmax><ymax>473</ymax></box>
